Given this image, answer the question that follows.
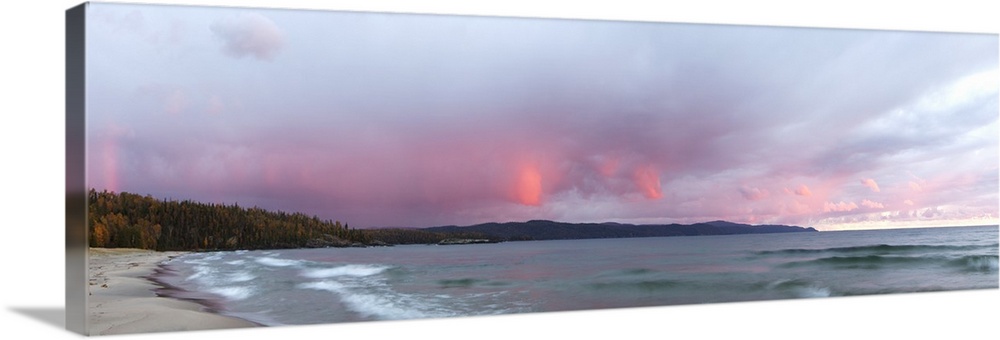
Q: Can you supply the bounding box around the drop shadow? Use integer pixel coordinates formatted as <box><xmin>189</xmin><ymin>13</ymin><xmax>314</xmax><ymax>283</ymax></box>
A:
<box><xmin>9</xmin><ymin>307</ymin><xmax>66</xmax><ymax>331</ymax></box>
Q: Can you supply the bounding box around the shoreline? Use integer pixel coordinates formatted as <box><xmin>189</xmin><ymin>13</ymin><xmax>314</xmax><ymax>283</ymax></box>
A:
<box><xmin>87</xmin><ymin>248</ymin><xmax>259</xmax><ymax>335</ymax></box>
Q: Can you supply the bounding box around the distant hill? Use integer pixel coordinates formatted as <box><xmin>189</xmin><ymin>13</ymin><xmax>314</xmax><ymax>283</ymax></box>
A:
<box><xmin>421</xmin><ymin>220</ymin><xmax>817</xmax><ymax>241</ymax></box>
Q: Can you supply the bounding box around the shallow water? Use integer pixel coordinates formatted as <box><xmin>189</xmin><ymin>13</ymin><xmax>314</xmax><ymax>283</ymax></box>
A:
<box><xmin>155</xmin><ymin>225</ymin><xmax>998</xmax><ymax>326</ymax></box>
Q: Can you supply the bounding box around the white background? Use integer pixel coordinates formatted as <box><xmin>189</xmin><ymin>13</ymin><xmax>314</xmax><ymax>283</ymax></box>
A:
<box><xmin>1</xmin><ymin>1</ymin><xmax>997</xmax><ymax>339</ymax></box>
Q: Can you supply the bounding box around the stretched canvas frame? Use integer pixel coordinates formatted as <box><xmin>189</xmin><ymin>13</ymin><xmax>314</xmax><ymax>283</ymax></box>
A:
<box><xmin>65</xmin><ymin>1</ymin><xmax>999</xmax><ymax>337</ymax></box>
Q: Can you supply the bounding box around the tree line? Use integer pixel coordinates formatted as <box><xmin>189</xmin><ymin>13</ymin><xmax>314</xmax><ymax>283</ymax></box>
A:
<box><xmin>88</xmin><ymin>189</ymin><xmax>371</xmax><ymax>251</ymax></box>
<box><xmin>87</xmin><ymin>189</ymin><xmax>500</xmax><ymax>251</ymax></box>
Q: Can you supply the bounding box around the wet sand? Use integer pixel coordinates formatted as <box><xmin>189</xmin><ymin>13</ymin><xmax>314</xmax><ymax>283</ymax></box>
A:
<box><xmin>87</xmin><ymin>248</ymin><xmax>258</xmax><ymax>335</ymax></box>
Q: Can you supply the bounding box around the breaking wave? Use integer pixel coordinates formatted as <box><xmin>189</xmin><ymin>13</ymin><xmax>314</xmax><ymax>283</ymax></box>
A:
<box><xmin>783</xmin><ymin>254</ymin><xmax>999</xmax><ymax>271</ymax></box>
<box><xmin>255</xmin><ymin>257</ymin><xmax>306</xmax><ymax>267</ymax></box>
<box><xmin>300</xmin><ymin>281</ymin><xmax>452</xmax><ymax>320</ymax></box>
<box><xmin>756</xmin><ymin>243</ymin><xmax>995</xmax><ymax>256</ymax></box>
<box><xmin>764</xmin><ymin>279</ymin><xmax>833</xmax><ymax>298</ymax></box>
<box><xmin>208</xmin><ymin>286</ymin><xmax>254</xmax><ymax>301</ymax></box>
<box><xmin>952</xmin><ymin>255</ymin><xmax>999</xmax><ymax>272</ymax></box>
<box><xmin>300</xmin><ymin>265</ymin><xmax>391</xmax><ymax>279</ymax></box>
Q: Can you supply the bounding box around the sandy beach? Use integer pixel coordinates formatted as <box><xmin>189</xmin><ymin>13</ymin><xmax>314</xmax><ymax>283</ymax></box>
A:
<box><xmin>87</xmin><ymin>248</ymin><xmax>258</xmax><ymax>335</ymax></box>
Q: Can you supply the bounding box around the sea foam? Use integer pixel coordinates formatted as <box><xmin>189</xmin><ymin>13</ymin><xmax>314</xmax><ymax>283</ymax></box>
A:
<box><xmin>793</xmin><ymin>286</ymin><xmax>832</xmax><ymax>298</ymax></box>
<box><xmin>186</xmin><ymin>265</ymin><xmax>213</xmax><ymax>282</ymax></box>
<box><xmin>209</xmin><ymin>286</ymin><xmax>254</xmax><ymax>301</ymax></box>
<box><xmin>227</xmin><ymin>271</ymin><xmax>256</xmax><ymax>283</ymax></box>
<box><xmin>960</xmin><ymin>255</ymin><xmax>999</xmax><ymax>271</ymax></box>
<box><xmin>255</xmin><ymin>257</ymin><xmax>304</xmax><ymax>267</ymax></box>
<box><xmin>300</xmin><ymin>281</ymin><xmax>448</xmax><ymax>320</ymax></box>
<box><xmin>301</xmin><ymin>264</ymin><xmax>390</xmax><ymax>279</ymax></box>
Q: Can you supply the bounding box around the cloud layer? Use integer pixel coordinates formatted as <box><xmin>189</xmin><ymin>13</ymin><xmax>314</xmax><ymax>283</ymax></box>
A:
<box><xmin>85</xmin><ymin>4</ymin><xmax>999</xmax><ymax>230</ymax></box>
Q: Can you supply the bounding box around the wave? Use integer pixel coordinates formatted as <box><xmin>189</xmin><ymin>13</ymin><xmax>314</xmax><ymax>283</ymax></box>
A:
<box><xmin>255</xmin><ymin>257</ymin><xmax>306</xmax><ymax>267</ymax></box>
<box><xmin>951</xmin><ymin>255</ymin><xmax>999</xmax><ymax>272</ymax></box>
<box><xmin>587</xmin><ymin>279</ymin><xmax>687</xmax><ymax>292</ymax></box>
<box><xmin>586</xmin><ymin>277</ymin><xmax>836</xmax><ymax>300</ymax></box>
<box><xmin>437</xmin><ymin>278</ymin><xmax>487</xmax><ymax>288</ymax></box>
<box><xmin>301</xmin><ymin>264</ymin><xmax>391</xmax><ymax>279</ymax></box>
<box><xmin>618</xmin><ymin>268</ymin><xmax>655</xmax><ymax>276</ymax></box>
<box><xmin>756</xmin><ymin>243</ymin><xmax>995</xmax><ymax>256</ymax></box>
<box><xmin>185</xmin><ymin>265</ymin><xmax>256</xmax><ymax>284</ymax></box>
<box><xmin>299</xmin><ymin>281</ymin><xmax>452</xmax><ymax>320</ymax></box>
<box><xmin>783</xmin><ymin>254</ymin><xmax>999</xmax><ymax>271</ymax></box>
<box><xmin>764</xmin><ymin>279</ymin><xmax>832</xmax><ymax>298</ymax></box>
<box><xmin>298</xmin><ymin>264</ymin><xmax>529</xmax><ymax>321</ymax></box>
<box><xmin>227</xmin><ymin>271</ymin><xmax>256</xmax><ymax>283</ymax></box>
<box><xmin>186</xmin><ymin>265</ymin><xmax>209</xmax><ymax>281</ymax></box>
<box><xmin>795</xmin><ymin>255</ymin><xmax>925</xmax><ymax>267</ymax></box>
<box><xmin>180</xmin><ymin>253</ymin><xmax>224</xmax><ymax>265</ymax></box>
<box><xmin>208</xmin><ymin>286</ymin><xmax>254</xmax><ymax>301</ymax></box>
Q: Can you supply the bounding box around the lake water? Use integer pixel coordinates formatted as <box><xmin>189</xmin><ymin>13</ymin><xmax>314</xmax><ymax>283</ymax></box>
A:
<box><xmin>153</xmin><ymin>225</ymin><xmax>998</xmax><ymax>326</ymax></box>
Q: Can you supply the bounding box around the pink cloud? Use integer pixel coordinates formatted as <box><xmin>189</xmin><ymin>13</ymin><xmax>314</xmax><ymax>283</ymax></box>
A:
<box><xmin>793</xmin><ymin>184</ymin><xmax>812</xmax><ymax>196</ymax></box>
<box><xmin>596</xmin><ymin>156</ymin><xmax>620</xmax><ymax>177</ymax></box>
<box><xmin>782</xmin><ymin>200</ymin><xmax>811</xmax><ymax>215</ymax></box>
<box><xmin>633</xmin><ymin>165</ymin><xmax>663</xmax><ymax>200</ymax></box>
<box><xmin>824</xmin><ymin>201</ymin><xmax>859</xmax><ymax>212</ymax></box>
<box><xmin>861</xmin><ymin>199</ymin><xmax>885</xmax><ymax>209</ymax></box>
<box><xmin>514</xmin><ymin>162</ymin><xmax>544</xmax><ymax>206</ymax></box>
<box><xmin>904</xmin><ymin>199</ymin><xmax>915</xmax><ymax>206</ymax></box>
<box><xmin>861</xmin><ymin>178</ymin><xmax>881</xmax><ymax>192</ymax></box>
<box><xmin>739</xmin><ymin>186</ymin><xmax>769</xmax><ymax>201</ymax></box>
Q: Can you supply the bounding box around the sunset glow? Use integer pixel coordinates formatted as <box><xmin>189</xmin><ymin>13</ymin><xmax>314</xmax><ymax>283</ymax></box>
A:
<box><xmin>84</xmin><ymin>4</ymin><xmax>999</xmax><ymax>230</ymax></box>
<box><xmin>515</xmin><ymin>163</ymin><xmax>543</xmax><ymax>206</ymax></box>
<box><xmin>633</xmin><ymin>166</ymin><xmax>663</xmax><ymax>200</ymax></box>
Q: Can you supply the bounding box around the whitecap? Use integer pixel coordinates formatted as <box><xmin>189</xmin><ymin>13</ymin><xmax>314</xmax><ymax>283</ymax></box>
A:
<box><xmin>765</xmin><ymin>279</ymin><xmax>792</xmax><ymax>289</ymax></box>
<box><xmin>300</xmin><ymin>281</ymin><xmax>451</xmax><ymax>320</ymax></box>
<box><xmin>964</xmin><ymin>256</ymin><xmax>998</xmax><ymax>271</ymax></box>
<box><xmin>255</xmin><ymin>257</ymin><xmax>303</xmax><ymax>267</ymax></box>
<box><xmin>186</xmin><ymin>265</ymin><xmax>213</xmax><ymax>282</ymax></box>
<box><xmin>794</xmin><ymin>286</ymin><xmax>832</xmax><ymax>298</ymax></box>
<box><xmin>336</xmin><ymin>290</ymin><xmax>440</xmax><ymax>319</ymax></box>
<box><xmin>209</xmin><ymin>286</ymin><xmax>254</xmax><ymax>301</ymax></box>
<box><xmin>227</xmin><ymin>271</ymin><xmax>256</xmax><ymax>283</ymax></box>
<box><xmin>299</xmin><ymin>281</ymin><xmax>347</xmax><ymax>292</ymax></box>
<box><xmin>300</xmin><ymin>264</ymin><xmax>390</xmax><ymax>278</ymax></box>
<box><xmin>201</xmin><ymin>253</ymin><xmax>224</xmax><ymax>262</ymax></box>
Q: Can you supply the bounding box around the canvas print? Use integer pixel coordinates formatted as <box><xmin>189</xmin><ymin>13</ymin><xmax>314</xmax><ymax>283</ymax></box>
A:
<box><xmin>69</xmin><ymin>1</ymin><xmax>999</xmax><ymax>336</ymax></box>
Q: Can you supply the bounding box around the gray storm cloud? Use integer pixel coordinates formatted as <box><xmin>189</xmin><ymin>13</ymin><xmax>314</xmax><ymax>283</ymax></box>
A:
<box><xmin>210</xmin><ymin>13</ymin><xmax>284</xmax><ymax>60</ymax></box>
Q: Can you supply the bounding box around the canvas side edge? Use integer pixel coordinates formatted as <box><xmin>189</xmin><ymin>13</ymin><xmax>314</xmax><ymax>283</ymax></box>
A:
<box><xmin>66</xmin><ymin>2</ymin><xmax>88</xmax><ymax>336</ymax></box>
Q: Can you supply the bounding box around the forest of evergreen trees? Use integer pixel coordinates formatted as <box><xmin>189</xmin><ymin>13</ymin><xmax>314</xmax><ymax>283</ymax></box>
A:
<box><xmin>87</xmin><ymin>189</ymin><xmax>499</xmax><ymax>251</ymax></box>
<box><xmin>88</xmin><ymin>189</ymin><xmax>370</xmax><ymax>250</ymax></box>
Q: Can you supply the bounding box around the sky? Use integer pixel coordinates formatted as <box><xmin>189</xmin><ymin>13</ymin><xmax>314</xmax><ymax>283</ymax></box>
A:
<box><xmin>84</xmin><ymin>2</ymin><xmax>999</xmax><ymax>230</ymax></box>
